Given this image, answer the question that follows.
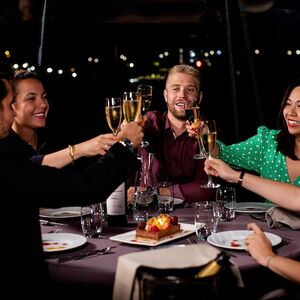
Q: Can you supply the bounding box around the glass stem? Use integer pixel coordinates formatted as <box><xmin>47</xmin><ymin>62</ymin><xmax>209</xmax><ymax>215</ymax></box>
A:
<box><xmin>197</xmin><ymin>136</ymin><xmax>205</xmax><ymax>154</ymax></box>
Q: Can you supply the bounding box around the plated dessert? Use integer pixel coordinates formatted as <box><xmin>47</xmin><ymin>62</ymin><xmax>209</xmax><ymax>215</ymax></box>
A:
<box><xmin>135</xmin><ymin>214</ymin><xmax>180</xmax><ymax>242</ymax></box>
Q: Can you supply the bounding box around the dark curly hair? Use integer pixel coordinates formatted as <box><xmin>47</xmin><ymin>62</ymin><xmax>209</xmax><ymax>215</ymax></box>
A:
<box><xmin>276</xmin><ymin>78</ymin><xmax>300</xmax><ymax>160</ymax></box>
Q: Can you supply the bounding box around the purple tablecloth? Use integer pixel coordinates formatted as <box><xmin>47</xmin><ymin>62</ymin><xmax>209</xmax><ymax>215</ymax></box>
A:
<box><xmin>42</xmin><ymin>206</ymin><xmax>300</xmax><ymax>298</ymax></box>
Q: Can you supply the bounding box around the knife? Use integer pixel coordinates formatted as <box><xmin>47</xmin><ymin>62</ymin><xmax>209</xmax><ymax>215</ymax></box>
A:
<box><xmin>39</xmin><ymin>219</ymin><xmax>68</xmax><ymax>226</ymax></box>
<box><xmin>58</xmin><ymin>246</ymin><xmax>117</xmax><ymax>263</ymax></box>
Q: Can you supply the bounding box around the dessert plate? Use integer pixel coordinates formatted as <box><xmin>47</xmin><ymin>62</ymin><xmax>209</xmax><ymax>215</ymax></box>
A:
<box><xmin>42</xmin><ymin>233</ymin><xmax>87</xmax><ymax>252</ymax></box>
<box><xmin>235</xmin><ymin>202</ymin><xmax>274</xmax><ymax>214</ymax></box>
<box><xmin>207</xmin><ymin>230</ymin><xmax>281</xmax><ymax>250</ymax></box>
<box><xmin>109</xmin><ymin>223</ymin><xmax>194</xmax><ymax>246</ymax></box>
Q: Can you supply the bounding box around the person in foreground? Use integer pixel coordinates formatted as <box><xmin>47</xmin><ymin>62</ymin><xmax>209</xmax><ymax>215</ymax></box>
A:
<box><xmin>245</xmin><ymin>222</ymin><xmax>300</xmax><ymax>285</ymax></box>
<box><xmin>11</xmin><ymin>69</ymin><xmax>117</xmax><ymax>168</ymax></box>
<box><xmin>134</xmin><ymin>64</ymin><xmax>214</xmax><ymax>203</ymax></box>
<box><xmin>204</xmin><ymin>157</ymin><xmax>300</xmax><ymax>285</ymax></box>
<box><xmin>0</xmin><ymin>62</ymin><xmax>143</xmax><ymax>295</ymax></box>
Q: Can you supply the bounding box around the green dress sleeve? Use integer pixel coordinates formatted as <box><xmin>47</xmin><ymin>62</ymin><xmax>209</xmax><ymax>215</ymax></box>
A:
<box><xmin>218</xmin><ymin>126</ymin><xmax>278</xmax><ymax>174</ymax></box>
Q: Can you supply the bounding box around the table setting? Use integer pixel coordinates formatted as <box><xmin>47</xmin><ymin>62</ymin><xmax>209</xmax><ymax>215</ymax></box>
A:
<box><xmin>39</xmin><ymin>200</ymin><xmax>300</xmax><ymax>299</ymax></box>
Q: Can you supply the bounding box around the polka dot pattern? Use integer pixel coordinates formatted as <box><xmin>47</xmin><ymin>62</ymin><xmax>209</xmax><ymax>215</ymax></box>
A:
<box><xmin>217</xmin><ymin>126</ymin><xmax>300</xmax><ymax>201</ymax></box>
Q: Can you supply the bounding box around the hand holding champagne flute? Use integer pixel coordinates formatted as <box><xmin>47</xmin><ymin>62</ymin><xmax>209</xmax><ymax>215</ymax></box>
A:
<box><xmin>200</xmin><ymin>120</ymin><xmax>220</xmax><ymax>188</ymax></box>
<box><xmin>185</xmin><ymin>105</ymin><xmax>206</xmax><ymax>159</ymax></box>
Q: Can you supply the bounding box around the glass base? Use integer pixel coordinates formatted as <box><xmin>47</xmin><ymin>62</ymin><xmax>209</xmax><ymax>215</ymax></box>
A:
<box><xmin>194</xmin><ymin>153</ymin><xmax>207</xmax><ymax>160</ymax></box>
<box><xmin>200</xmin><ymin>182</ymin><xmax>221</xmax><ymax>189</ymax></box>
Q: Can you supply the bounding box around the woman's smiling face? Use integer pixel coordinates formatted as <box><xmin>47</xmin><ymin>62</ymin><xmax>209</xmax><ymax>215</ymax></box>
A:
<box><xmin>12</xmin><ymin>78</ymin><xmax>49</xmax><ymax>129</ymax></box>
<box><xmin>283</xmin><ymin>86</ymin><xmax>300</xmax><ymax>137</ymax></box>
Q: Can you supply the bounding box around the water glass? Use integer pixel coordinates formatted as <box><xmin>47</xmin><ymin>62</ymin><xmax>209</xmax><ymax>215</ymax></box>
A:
<box><xmin>194</xmin><ymin>201</ymin><xmax>218</xmax><ymax>241</ymax></box>
<box><xmin>81</xmin><ymin>203</ymin><xmax>103</xmax><ymax>238</ymax></box>
<box><xmin>133</xmin><ymin>188</ymin><xmax>158</xmax><ymax>221</ymax></box>
<box><xmin>157</xmin><ymin>182</ymin><xmax>174</xmax><ymax>214</ymax></box>
<box><xmin>215</xmin><ymin>187</ymin><xmax>236</xmax><ymax>221</ymax></box>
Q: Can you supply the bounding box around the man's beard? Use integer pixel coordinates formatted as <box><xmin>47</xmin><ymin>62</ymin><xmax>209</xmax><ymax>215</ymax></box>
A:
<box><xmin>167</xmin><ymin>102</ymin><xmax>187</xmax><ymax>121</ymax></box>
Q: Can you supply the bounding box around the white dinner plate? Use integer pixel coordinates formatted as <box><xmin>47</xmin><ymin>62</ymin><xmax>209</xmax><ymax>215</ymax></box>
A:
<box><xmin>109</xmin><ymin>223</ymin><xmax>194</xmax><ymax>246</ymax></box>
<box><xmin>42</xmin><ymin>233</ymin><xmax>87</xmax><ymax>252</ymax></box>
<box><xmin>235</xmin><ymin>202</ymin><xmax>274</xmax><ymax>214</ymax></box>
<box><xmin>39</xmin><ymin>206</ymin><xmax>89</xmax><ymax>219</ymax></box>
<box><xmin>174</xmin><ymin>198</ymin><xmax>184</xmax><ymax>206</ymax></box>
<box><xmin>207</xmin><ymin>230</ymin><xmax>282</xmax><ymax>250</ymax></box>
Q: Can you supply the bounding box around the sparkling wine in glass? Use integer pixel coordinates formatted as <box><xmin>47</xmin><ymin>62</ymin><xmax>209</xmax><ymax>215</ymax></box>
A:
<box><xmin>200</xmin><ymin>120</ymin><xmax>220</xmax><ymax>188</ymax></box>
<box><xmin>137</xmin><ymin>84</ymin><xmax>152</xmax><ymax>148</ymax></box>
<box><xmin>123</xmin><ymin>91</ymin><xmax>141</xmax><ymax>123</ymax></box>
<box><xmin>185</xmin><ymin>105</ymin><xmax>207</xmax><ymax>159</ymax></box>
<box><xmin>105</xmin><ymin>97</ymin><xmax>122</xmax><ymax>136</ymax></box>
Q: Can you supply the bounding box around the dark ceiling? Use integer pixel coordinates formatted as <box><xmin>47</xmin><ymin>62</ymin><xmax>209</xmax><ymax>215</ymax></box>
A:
<box><xmin>1</xmin><ymin>0</ymin><xmax>300</xmax><ymax>144</ymax></box>
<box><xmin>2</xmin><ymin>0</ymin><xmax>300</xmax><ymax>61</ymax></box>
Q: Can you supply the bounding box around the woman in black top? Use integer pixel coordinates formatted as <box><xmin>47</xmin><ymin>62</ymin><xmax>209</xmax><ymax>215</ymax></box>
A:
<box><xmin>0</xmin><ymin>62</ymin><xmax>143</xmax><ymax>296</ymax></box>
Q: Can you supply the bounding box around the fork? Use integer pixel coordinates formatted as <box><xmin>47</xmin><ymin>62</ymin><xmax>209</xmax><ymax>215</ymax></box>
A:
<box><xmin>48</xmin><ymin>228</ymin><xmax>62</xmax><ymax>234</ymax></box>
<box><xmin>58</xmin><ymin>246</ymin><xmax>116</xmax><ymax>263</ymax></box>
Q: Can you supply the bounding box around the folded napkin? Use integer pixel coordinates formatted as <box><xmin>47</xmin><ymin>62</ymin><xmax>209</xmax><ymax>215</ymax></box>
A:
<box><xmin>112</xmin><ymin>244</ymin><xmax>243</xmax><ymax>300</ymax></box>
<box><xmin>266</xmin><ymin>207</ymin><xmax>300</xmax><ymax>230</ymax></box>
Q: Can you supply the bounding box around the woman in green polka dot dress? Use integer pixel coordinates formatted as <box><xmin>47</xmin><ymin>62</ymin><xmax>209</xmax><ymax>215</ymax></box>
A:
<box><xmin>214</xmin><ymin>79</ymin><xmax>300</xmax><ymax>202</ymax></box>
<box><xmin>188</xmin><ymin>79</ymin><xmax>300</xmax><ymax>203</ymax></box>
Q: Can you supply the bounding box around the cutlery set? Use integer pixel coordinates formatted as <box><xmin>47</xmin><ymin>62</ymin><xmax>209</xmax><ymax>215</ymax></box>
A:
<box><xmin>58</xmin><ymin>246</ymin><xmax>116</xmax><ymax>263</ymax></box>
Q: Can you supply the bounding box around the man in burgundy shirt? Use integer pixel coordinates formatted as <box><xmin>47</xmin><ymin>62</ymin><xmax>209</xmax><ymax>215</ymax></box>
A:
<box><xmin>139</xmin><ymin>64</ymin><xmax>214</xmax><ymax>203</ymax></box>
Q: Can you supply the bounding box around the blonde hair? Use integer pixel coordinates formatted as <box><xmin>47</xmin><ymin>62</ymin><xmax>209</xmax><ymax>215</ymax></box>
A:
<box><xmin>166</xmin><ymin>64</ymin><xmax>201</xmax><ymax>91</ymax></box>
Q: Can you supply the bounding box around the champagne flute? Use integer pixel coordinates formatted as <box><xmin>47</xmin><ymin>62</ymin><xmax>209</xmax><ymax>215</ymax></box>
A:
<box><xmin>185</xmin><ymin>105</ymin><xmax>207</xmax><ymax>159</ymax></box>
<box><xmin>137</xmin><ymin>84</ymin><xmax>152</xmax><ymax>148</ymax></box>
<box><xmin>200</xmin><ymin>120</ymin><xmax>220</xmax><ymax>188</ymax></box>
<box><xmin>123</xmin><ymin>91</ymin><xmax>141</xmax><ymax>123</ymax></box>
<box><xmin>105</xmin><ymin>97</ymin><xmax>123</xmax><ymax>136</ymax></box>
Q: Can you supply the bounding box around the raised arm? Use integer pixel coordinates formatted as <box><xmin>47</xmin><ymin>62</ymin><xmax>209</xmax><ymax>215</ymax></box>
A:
<box><xmin>204</xmin><ymin>158</ymin><xmax>300</xmax><ymax>211</ymax></box>
<box><xmin>41</xmin><ymin>133</ymin><xmax>118</xmax><ymax>168</ymax></box>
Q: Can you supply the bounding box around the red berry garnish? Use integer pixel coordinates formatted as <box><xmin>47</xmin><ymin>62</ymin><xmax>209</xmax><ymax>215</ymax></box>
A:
<box><xmin>150</xmin><ymin>225</ymin><xmax>160</xmax><ymax>232</ymax></box>
<box><xmin>170</xmin><ymin>216</ymin><xmax>178</xmax><ymax>225</ymax></box>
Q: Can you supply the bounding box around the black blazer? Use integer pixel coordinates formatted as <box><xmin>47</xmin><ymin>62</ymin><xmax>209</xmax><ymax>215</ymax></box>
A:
<box><xmin>0</xmin><ymin>133</ymin><xmax>140</xmax><ymax>296</ymax></box>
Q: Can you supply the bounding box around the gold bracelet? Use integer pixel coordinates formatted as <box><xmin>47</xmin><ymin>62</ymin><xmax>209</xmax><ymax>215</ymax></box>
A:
<box><xmin>266</xmin><ymin>255</ymin><xmax>276</xmax><ymax>268</ymax></box>
<box><xmin>68</xmin><ymin>145</ymin><xmax>75</xmax><ymax>165</ymax></box>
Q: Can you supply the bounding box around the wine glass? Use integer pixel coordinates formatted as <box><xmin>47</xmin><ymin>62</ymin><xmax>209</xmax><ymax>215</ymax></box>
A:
<box><xmin>123</xmin><ymin>91</ymin><xmax>141</xmax><ymax>123</ymax></box>
<box><xmin>185</xmin><ymin>105</ymin><xmax>207</xmax><ymax>159</ymax></box>
<box><xmin>105</xmin><ymin>97</ymin><xmax>123</xmax><ymax>136</ymax></box>
<box><xmin>200</xmin><ymin>119</ymin><xmax>220</xmax><ymax>188</ymax></box>
<box><xmin>137</xmin><ymin>84</ymin><xmax>152</xmax><ymax>148</ymax></box>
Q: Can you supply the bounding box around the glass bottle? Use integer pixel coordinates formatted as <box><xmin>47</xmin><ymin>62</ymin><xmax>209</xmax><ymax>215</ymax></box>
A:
<box><xmin>195</xmin><ymin>251</ymin><xmax>231</xmax><ymax>278</ymax></box>
<box><xmin>106</xmin><ymin>182</ymin><xmax>127</xmax><ymax>227</ymax></box>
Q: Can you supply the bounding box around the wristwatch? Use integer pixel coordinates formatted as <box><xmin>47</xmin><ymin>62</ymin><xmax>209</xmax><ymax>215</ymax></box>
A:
<box><xmin>119</xmin><ymin>138</ymin><xmax>134</xmax><ymax>152</ymax></box>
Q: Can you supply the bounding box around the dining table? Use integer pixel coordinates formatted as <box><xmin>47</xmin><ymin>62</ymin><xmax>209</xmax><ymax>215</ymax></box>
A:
<box><xmin>41</xmin><ymin>203</ymin><xmax>300</xmax><ymax>299</ymax></box>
